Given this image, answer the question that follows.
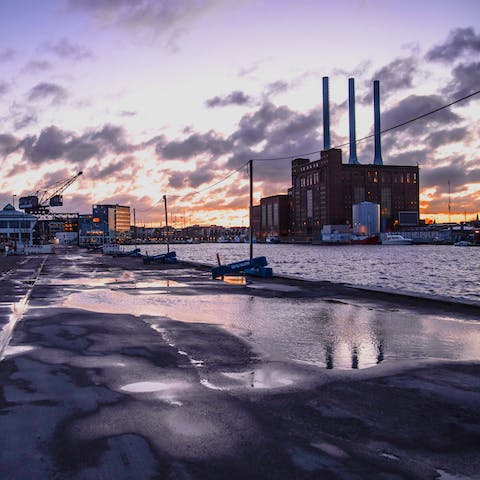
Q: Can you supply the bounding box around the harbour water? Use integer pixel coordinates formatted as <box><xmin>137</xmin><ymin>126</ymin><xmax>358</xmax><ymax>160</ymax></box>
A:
<box><xmin>138</xmin><ymin>243</ymin><xmax>480</xmax><ymax>303</ymax></box>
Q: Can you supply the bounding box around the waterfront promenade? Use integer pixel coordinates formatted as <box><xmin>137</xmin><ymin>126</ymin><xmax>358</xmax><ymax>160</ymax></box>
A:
<box><xmin>1</xmin><ymin>248</ymin><xmax>479</xmax><ymax>479</ymax></box>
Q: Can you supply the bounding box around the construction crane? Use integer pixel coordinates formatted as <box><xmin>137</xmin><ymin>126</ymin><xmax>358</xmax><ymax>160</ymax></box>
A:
<box><xmin>19</xmin><ymin>171</ymin><xmax>83</xmax><ymax>214</ymax></box>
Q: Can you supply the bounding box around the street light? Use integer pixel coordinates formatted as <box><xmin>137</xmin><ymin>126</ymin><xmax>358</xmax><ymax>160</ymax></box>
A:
<box><xmin>163</xmin><ymin>195</ymin><xmax>169</xmax><ymax>253</ymax></box>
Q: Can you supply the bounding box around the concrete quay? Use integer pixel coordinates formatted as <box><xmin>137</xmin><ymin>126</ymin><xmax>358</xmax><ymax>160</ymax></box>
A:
<box><xmin>0</xmin><ymin>248</ymin><xmax>479</xmax><ymax>479</ymax></box>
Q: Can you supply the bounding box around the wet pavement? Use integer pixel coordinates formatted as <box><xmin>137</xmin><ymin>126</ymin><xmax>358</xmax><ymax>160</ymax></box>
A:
<box><xmin>0</xmin><ymin>247</ymin><xmax>479</xmax><ymax>479</ymax></box>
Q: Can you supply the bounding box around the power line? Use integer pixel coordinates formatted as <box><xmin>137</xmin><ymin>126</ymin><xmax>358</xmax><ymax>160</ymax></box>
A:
<box><xmin>137</xmin><ymin>87</ymin><xmax>480</xmax><ymax>212</ymax></box>
<box><xmin>136</xmin><ymin>161</ymin><xmax>249</xmax><ymax>212</ymax></box>
<box><xmin>252</xmin><ymin>87</ymin><xmax>480</xmax><ymax>161</ymax></box>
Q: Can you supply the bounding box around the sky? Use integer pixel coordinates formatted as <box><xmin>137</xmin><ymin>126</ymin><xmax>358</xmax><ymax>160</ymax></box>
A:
<box><xmin>1</xmin><ymin>0</ymin><xmax>479</xmax><ymax>226</ymax></box>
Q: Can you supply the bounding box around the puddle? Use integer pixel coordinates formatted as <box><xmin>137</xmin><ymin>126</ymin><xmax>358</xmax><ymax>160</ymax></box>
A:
<box><xmin>312</xmin><ymin>442</ymin><xmax>349</xmax><ymax>459</ymax></box>
<box><xmin>62</xmin><ymin>281</ymin><xmax>480</xmax><ymax>370</ymax></box>
<box><xmin>3</xmin><ymin>345</ymin><xmax>36</xmax><ymax>357</ymax></box>
<box><xmin>436</xmin><ymin>469</ymin><xmax>476</xmax><ymax>480</ymax></box>
<box><xmin>221</xmin><ymin>366</ymin><xmax>298</xmax><ymax>389</ymax></box>
<box><xmin>247</xmin><ymin>283</ymin><xmax>301</xmax><ymax>292</ymax></box>
<box><xmin>381</xmin><ymin>452</ymin><xmax>400</xmax><ymax>460</ymax></box>
<box><xmin>221</xmin><ymin>276</ymin><xmax>247</xmax><ymax>286</ymax></box>
<box><xmin>120</xmin><ymin>380</ymin><xmax>190</xmax><ymax>393</ymax></box>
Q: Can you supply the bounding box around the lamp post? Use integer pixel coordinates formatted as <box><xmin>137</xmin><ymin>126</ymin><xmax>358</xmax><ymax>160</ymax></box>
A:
<box><xmin>249</xmin><ymin>160</ymin><xmax>253</xmax><ymax>260</ymax></box>
<box><xmin>163</xmin><ymin>195</ymin><xmax>169</xmax><ymax>253</ymax></box>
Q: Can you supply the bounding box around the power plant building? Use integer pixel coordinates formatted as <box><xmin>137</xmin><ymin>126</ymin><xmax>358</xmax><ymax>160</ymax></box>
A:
<box><xmin>260</xmin><ymin>194</ymin><xmax>291</xmax><ymax>239</ymax></box>
<box><xmin>291</xmin><ymin>150</ymin><xmax>419</xmax><ymax>238</ymax></box>
<box><xmin>290</xmin><ymin>77</ymin><xmax>420</xmax><ymax>240</ymax></box>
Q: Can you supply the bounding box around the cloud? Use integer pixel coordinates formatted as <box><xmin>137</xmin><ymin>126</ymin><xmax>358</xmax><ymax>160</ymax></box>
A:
<box><xmin>67</xmin><ymin>0</ymin><xmax>226</xmax><ymax>50</ymax></box>
<box><xmin>361</xmin><ymin>56</ymin><xmax>418</xmax><ymax>103</ymax></box>
<box><xmin>426</xmin><ymin>27</ymin><xmax>480</xmax><ymax>62</ymax></box>
<box><xmin>0</xmin><ymin>48</ymin><xmax>16</xmax><ymax>62</ymax></box>
<box><xmin>166</xmin><ymin>162</ymin><xmax>216</xmax><ymax>189</ymax></box>
<box><xmin>156</xmin><ymin>101</ymin><xmax>322</xmax><ymax>188</ymax></box>
<box><xmin>382</xmin><ymin>94</ymin><xmax>460</xmax><ymax>132</ymax></box>
<box><xmin>21</xmin><ymin>126</ymin><xmax>69</xmax><ymax>164</ymax></box>
<box><xmin>22</xmin><ymin>59</ymin><xmax>53</xmax><ymax>73</ymax></box>
<box><xmin>89</xmin><ymin>156</ymin><xmax>135</xmax><ymax>180</ymax></box>
<box><xmin>27</xmin><ymin>82</ymin><xmax>68</xmax><ymax>104</ymax></box>
<box><xmin>443</xmin><ymin>61</ymin><xmax>480</xmax><ymax>99</ymax></box>
<box><xmin>0</xmin><ymin>81</ymin><xmax>9</xmax><ymax>96</ymax></box>
<box><xmin>387</xmin><ymin>149</ymin><xmax>428</xmax><ymax>166</ymax></box>
<box><xmin>158</xmin><ymin>130</ymin><xmax>231</xmax><ymax>159</ymax></box>
<box><xmin>421</xmin><ymin>159</ymin><xmax>480</xmax><ymax>190</ymax></box>
<box><xmin>205</xmin><ymin>90</ymin><xmax>252</xmax><ymax>108</ymax></box>
<box><xmin>426</xmin><ymin>127</ymin><xmax>468</xmax><ymax>149</ymax></box>
<box><xmin>0</xmin><ymin>134</ymin><xmax>18</xmax><ymax>157</ymax></box>
<box><xmin>16</xmin><ymin>124</ymin><xmax>137</xmax><ymax>165</ymax></box>
<box><xmin>14</xmin><ymin>113</ymin><xmax>38</xmax><ymax>130</ymax></box>
<box><xmin>43</xmin><ymin>37</ymin><xmax>93</xmax><ymax>61</ymax></box>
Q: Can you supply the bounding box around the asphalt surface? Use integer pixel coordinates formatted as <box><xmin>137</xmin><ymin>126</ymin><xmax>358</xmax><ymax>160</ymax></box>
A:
<box><xmin>0</xmin><ymin>248</ymin><xmax>479</xmax><ymax>480</ymax></box>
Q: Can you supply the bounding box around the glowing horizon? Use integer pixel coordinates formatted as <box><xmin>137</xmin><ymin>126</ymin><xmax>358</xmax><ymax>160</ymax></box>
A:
<box><xmin>1</xmin><ymin>0</ymin><xmax>479</xmax><ymax>226</ymax></box>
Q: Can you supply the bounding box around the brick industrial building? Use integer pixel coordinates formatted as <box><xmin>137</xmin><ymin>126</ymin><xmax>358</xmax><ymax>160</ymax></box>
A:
<box><xmin>288</xmin><ymin>78</ymin><xmax>420</xmax><ymax>240</ymax></box>
<box><xmin>290</xmin><ymin>149</ymin><xmax>419</xmax><ymax>239</ymax></box>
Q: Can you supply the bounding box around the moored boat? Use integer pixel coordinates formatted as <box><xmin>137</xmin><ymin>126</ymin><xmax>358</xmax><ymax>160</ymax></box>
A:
<box><xmin>381</xmin><ymin>234</ymin><xmax>413</xmax><ymax>245</ymax></box>
<box><xmin>351</xmin><ymin>234</ymin><xmax>380</xmax><ymax>245</ymax></box>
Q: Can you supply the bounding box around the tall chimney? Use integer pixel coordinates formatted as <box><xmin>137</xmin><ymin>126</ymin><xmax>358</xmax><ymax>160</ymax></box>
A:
<box><xmin>373</xmin><ymin>80</ymin><xmax>383</xmax><ymax>165</ymax></box>
<box><xmin>348</xmin><ymin>78</ymin><xmax>359</xmax><ymax>164</ymax></box>
<box><xmin>322</xmin><ymin>76</ymin><xmax>331</xmax><ymax>150</ymax></box>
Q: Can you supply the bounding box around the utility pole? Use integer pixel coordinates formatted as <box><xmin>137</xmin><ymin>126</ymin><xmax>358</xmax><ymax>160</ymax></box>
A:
<box><xmin>448</xmin><ymin>180</ymin><xmax>451</xmax><ymax>223</ymax></box>
<box><xmin>163</xmin><ymin>195</ymin><xmax>169</xmax><ymax>253</ymax></box>
<box><xmin>249</xmin><ymin>159</ymin><xmax>253</xmax><ymax>260</ymax></box>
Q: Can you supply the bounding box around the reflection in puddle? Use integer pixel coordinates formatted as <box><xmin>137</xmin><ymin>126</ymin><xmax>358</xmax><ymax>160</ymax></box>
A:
<box><xmin>221</xmin><ymin>275</ymin><xmax>247</xmax><ymax>286</ymax></box>
<box><xmin>120</xmin><ymin>380</ymin><xmax>190</xmax><ymax>393</ymax></box>
<box><xmin>3</xmin><ymin>345</ymin><xmax>36</xmax><ymax>357</ymax></box>
<box><xmin>62</xmin><ymin>285</ymin><xmax>480</xmax><ymax>370</ymax></box>
<box><xmin>221</xmin><ymin>367</ymin><xmax>298</xmax><ymax>389</ymax></box>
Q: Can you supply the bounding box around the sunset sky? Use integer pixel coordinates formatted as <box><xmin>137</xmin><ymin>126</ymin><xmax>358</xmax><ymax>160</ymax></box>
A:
<box><xmin>1</xmin><ymin>0</ymin><xmax>479</xmax><ymax>226</ymax></box>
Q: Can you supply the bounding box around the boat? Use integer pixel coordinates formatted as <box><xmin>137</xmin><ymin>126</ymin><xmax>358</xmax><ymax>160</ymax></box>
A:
<box><xmin>266</xmin><ymin>235</ymin><xmax>280</xmax><ymax>244</ymax></box>
<box><xmin>102</xmin><ymin>244</ymin><xmax>121</xmax><ymax>254</ymax></box>
<box><xmin>351</xmin><ymin>234</ymin><xmax>380</xmax><ymax>245</ymax></box>
<box><xmin>381</xmin><ymin>233</ymin><xmax>413</xmax><ymax>245</ymax></box>
<box><xmin>453</xmin><ymin>240</ymin><xmax>474</xmax><ymax>247</ymax></box>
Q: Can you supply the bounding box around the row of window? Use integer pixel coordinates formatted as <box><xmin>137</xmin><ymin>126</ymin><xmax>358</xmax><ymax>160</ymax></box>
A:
<box><xmin>0</xmin><ymin>220</ymin><xmax>34</xmax><ymax>229</ymax></box>
<box><xmin>297</xmin><ymin>171</ymin><xmax>418</xmax><ymax>188</ymax></box>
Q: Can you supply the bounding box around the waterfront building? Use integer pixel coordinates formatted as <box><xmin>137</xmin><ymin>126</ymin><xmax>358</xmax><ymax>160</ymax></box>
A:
<box><xmin>252</xmin><ymin>205</ymin><xmax>261</xmax><ymax>239</ymax></box>
<box><xmin>0</xmin><ymin>203</ymin><xmax>37</xmax><ymax>244</ymax></box>
<box><xmin>291</xmin><ymin>149</ymin><xmax>419</xmax><ymax>240</ymax></box>
<box><xmin>78</xmin><ymin>214</ymin><xmax>108</xmax><ymax>245</ymax></box>
<box><xmin>259</xmin><ymin>195</ymin><xmax>291</xmax><ymax>239</ymax></box>
<box><xmin>92</xmin><ymin>204</ymin><xmax>131</xmax><ymax>239</ymax></box>
<box><xmin>352</xmin><ymin>202</ymin><xmax>380</xmax><ymax>236</ymax></box>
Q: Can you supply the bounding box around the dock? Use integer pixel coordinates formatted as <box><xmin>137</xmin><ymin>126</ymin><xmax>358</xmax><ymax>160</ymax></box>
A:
<box><xmin>0</xmin><ymin>247</ymin><xmax>479</xmax><ymax>479</ymax></box>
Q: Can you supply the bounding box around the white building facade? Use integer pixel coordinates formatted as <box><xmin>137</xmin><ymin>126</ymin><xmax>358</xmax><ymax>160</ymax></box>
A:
<box><xmin>0</xmin><ymin>204</ymin><xmax>37</xmax><ymax>244</ymax></box>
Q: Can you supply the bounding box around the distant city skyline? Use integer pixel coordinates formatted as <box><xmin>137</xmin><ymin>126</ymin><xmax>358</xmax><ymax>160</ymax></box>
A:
<box><xmin>1</xmin><ymin>0</ymin><xmax>479</xmax><ymax>226</ymax></box>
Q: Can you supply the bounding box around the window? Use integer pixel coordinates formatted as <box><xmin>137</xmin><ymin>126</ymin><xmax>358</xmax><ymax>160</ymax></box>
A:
<box><xmin>306</xmin><ymin>190</ymin><xmax>313</xmax><ymax>219</ymax></box>
<box><xmin>381</xmin><ymin>187</ymin><xmax>391</xmax><ymax>216</ymax></box>
<box><xmin>354</xmin><ymin>186</ymin><xmax>365</xmax><ymax>203</ymax></box>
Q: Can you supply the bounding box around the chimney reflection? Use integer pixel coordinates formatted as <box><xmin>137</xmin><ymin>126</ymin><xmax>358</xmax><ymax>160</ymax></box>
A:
<box><xmin>377</xmin><ymin>340</ymin><xmax>385</xmax><ymax>364</ymax></box>
<box><xmin>351</xmin><ymin>345</ymin><xmax>359</xmax><ymax>369</ymax></box>
<box><xmin>325</xmin><ymin>341</ymin><xmax>335</xmax><ymax>369</ymax></box>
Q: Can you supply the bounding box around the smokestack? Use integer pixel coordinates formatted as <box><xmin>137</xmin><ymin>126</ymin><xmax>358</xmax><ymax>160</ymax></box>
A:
<box><xmin>348</xmin><ymin>78</ymin><xmax>359</xmax><ymax>164</ymax></box>
<box><xmin>373</xmin><ymin>80</ymin><xmax>383</xmax><ymax>165</ymax></box>
<box><xmin>322</xmin><ymin>76</ymin><xmax>331</xmax><ymax>150</ymax></box>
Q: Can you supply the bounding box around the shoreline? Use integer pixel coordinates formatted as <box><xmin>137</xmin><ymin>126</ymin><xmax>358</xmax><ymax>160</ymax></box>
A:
<box><xmin>1</xmin><ymin>247</ymin><xmax>479</xmax><ymax>479</ymax></box>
